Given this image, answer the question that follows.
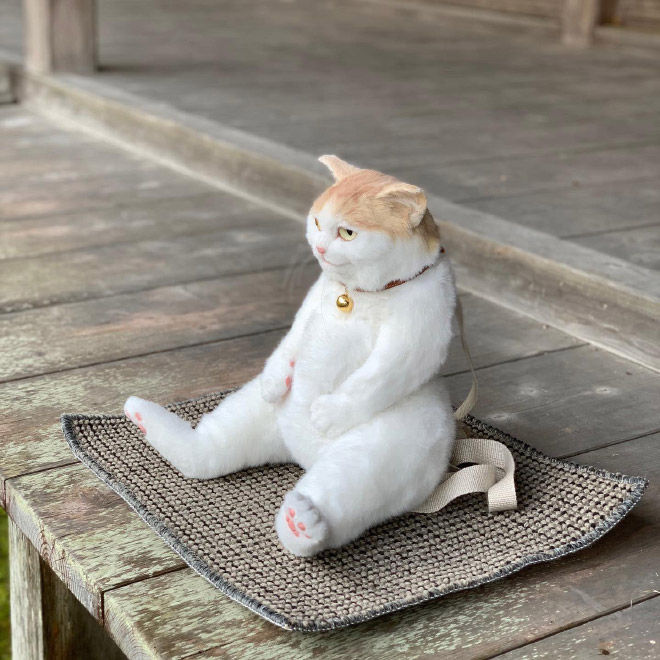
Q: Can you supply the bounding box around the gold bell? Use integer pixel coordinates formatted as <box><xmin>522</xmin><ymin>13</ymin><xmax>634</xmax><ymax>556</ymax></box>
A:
<box><xmin>336</xmin><ymin>292</ymin><xmax>354</xmax><ymax>313</ymax></box>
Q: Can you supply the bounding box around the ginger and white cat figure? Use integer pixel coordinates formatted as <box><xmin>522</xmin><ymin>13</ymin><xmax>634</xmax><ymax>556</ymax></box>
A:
<box><xmin>124</xmin><ymin>155</ymin><xmax>457</xmax><ymax>557</ymax></box>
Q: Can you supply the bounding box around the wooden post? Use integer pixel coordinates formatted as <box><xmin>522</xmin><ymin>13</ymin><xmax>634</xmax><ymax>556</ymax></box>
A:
<box><xmin>9</xmin><ymin>521</ymin><xmax>127</xmax><ymax>660</ymax></box>
<box><xmin>23</xmin><ymin>0</ymin><xmax>97</xmax><ymax>74</ymax></box>
<box><xmin>561</xmin><ymin>0</ymin><xmax>599</xmax><ymax>47</ymax></box>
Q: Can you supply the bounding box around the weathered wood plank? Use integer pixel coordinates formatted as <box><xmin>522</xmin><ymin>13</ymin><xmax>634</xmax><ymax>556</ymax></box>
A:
<box><xmin>9</xmin><ymin>520</ymin><xmax>127</xmax><ymax>660</ymax></box>
<box><xmin>0</xmin><ymin>166</ymin><xmax>212</xmax><ymax>222</ymax></box>
<box><xmin>39</xmin><ymin>555</ymin><xmax>128</xmax><ymax>660</ymax></box>
<box><xmin>575</xmin><ymin>224</ymin><xmax>660</xmax><ymax>271</ymax></box>
<box><xmin>9</xmin><ymin>519</ymin><xmax>44</xmax><ymax>660</ymax></box>
<box><xmin>398</xmin><ymin>144</ymin><xmax>660</xmax><ymax>205</ymax></box>
<box><xmin>0</xmin><ymin>193</ymin><xmax>267</xmax><ymax>259</ymax></box>
<box><xmin>7</xmin><ymin>466</ymin><xmax>186</xmax><ymax>620</ymax></box>
<box><xmin>445</xmin><ymin>345</ymin><xmax>660</xmax><ymax>457</ymax></box>
<box><xmin>0</xmin><ymin>271</ymin><xmax>580</xmax><ymax>382</ymax></box>
<box><xmin>435</xmin><ymin>195</ymin><xmax>660</xmax><ymax>372</ymax></box>
<box><xmin>0</xmin><ymin>266</ymin><xmax>317</xmax><ymax>382</ymax></box>
<box><xmin>466</xmin><ymin>178</ymin><xmax>660</xmax><ymax>238</ymax></box>
<box><xmin>3</xmin><ymin>344</ymin><xmax>657</xmax><ymax>656</ymax></box>
<box><xmin>101</xmin><ymin>433</ymin><xmax>660</xmax><ymax>659</ymax></box>
<box><xmin>23</xmin><ymin>0</ymin><xmax>96</xmax><ymax>73</ymax></box>
<box><xmin>0</xmin><ymin>145</ymin><xmax>157</xmax><ymax>188</ymax></box>
<box><xmin>0</xmin><ymin>289</ymin><xmax>583</xmax><ymax>498</ymax></box>
<box><xmin>0</xmin><ymin>331</ymin><xmax>285</xmax><ymax>506</ymax></box>
<box><xmin>497</xmin><ymin>593</ymin><xmax>660</xmax><ymax>658</ymax></box>
<box><xmin>0</xmin><ymin>220</ymin><xmax>306</xmax><ymax>313</ymax></box>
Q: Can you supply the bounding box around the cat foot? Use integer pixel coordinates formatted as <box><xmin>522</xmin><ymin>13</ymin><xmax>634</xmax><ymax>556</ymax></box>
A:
<box><xmin>124</xmin><ymin>396</ymin><xmax>197</xmax><ymax>477</ymax></box>
<box><xmin>276</xmin><ymin>491</ymin><xmax>328</xmax><ymax>557</ymax></box>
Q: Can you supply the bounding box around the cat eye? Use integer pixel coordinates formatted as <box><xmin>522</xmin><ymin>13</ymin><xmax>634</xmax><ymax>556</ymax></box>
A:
<box><xmin>314</xmin><ymin>218</ymin><xmax>321</xmax><ymax>230</ymax></box>
<box><xmin>338</xmin><ymin>227</ymin><xmax>357</xmax><ymax>241</ymax></box>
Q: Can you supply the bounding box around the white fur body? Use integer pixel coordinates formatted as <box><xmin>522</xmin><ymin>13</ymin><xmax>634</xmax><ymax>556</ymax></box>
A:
<box><xmin>124</xmin><ymin>156</ymin><xmax>457</xmax><ymax>556</ymax></box>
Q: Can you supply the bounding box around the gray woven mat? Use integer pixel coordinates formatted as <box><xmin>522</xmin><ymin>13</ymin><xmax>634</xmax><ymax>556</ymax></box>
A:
<box><xmin>61</xmin><ymin>389</ymin><xmax>647</xmax><ymax>632</ymax></box>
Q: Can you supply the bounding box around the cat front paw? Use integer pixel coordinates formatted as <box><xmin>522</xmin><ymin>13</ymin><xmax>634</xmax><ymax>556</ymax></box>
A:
<box><xmin>261</xmin><ymin>356</ymin><xmax>295</xmax><ymax>403</ymax></box>
<box><xmin>310</xmin><ymin>393</ymin><xmax>355</xmax><ymax>438</ymax></box>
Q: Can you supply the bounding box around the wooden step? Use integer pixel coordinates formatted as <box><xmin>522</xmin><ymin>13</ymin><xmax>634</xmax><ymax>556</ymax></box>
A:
<box><xmin>14</xmin><ymin>69</ymin><xmax>660</xmax><ymax>372</ymax></box>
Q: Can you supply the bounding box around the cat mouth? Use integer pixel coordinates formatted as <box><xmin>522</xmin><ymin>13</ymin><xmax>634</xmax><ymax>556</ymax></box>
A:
<box><xmin>319</xmin><ymin>254</ymin><xmax>344</xmax><ymax>267</ymax></box>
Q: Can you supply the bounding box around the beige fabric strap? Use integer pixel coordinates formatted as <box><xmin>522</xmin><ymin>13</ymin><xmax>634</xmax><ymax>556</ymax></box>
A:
<box><xmin>413</xmin><ymin>298</ymin><xmax>518</xmax><ymax>515</ymax></box>
<box><xmin>453</xmin><ymin>297</ymin><xmax>478</xmax><ymax>422</ymax></box>
<box><xmin>413</xmin><ymin>438</ymin><xmax>517</xmax><ymax>513</ymax></box>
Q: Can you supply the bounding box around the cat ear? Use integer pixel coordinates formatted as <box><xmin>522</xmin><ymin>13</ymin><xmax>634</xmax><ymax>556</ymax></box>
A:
<box><xmin>318</xmin><ymin>155</ymin><xmax>360</xmax><ymax>182</ymax></box>
<box><xmin>375</xmin><ymin>182</ymin><xmax>427</xmax><ymax>227</ymax></box>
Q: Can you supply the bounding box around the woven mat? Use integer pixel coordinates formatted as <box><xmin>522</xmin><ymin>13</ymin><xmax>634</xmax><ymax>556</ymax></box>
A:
<box><xmin>61</xmin><ymin>389</ymin><xmax>647</xmax><ymax>632</ymax></box>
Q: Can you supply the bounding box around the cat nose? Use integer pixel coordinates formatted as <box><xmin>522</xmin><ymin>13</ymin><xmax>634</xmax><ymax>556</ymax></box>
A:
<box><xmin>316</xmin><ymin>246</ymin><xmax>327</xmax><ymax>255</ymax></box>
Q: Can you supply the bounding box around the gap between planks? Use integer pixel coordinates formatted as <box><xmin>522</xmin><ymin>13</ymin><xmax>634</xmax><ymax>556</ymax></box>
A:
<box><xmin>0</xmin><ymin>317</ymin><xmax>580</xmax><ymax>388</ymax></box>
<box><xmin>454</xmin><ymin>171</ymin><xmax>660</xmax><ymax>207</ymax></box>
<box><xmin>488</xmin><ymin>592</ymin><xmax>660</xmax><ymax>659</ymax></box>
<box><xmin>0</xmin><ymin>260</ymin><xmax>310</xmax><ymax>316</ymax></box>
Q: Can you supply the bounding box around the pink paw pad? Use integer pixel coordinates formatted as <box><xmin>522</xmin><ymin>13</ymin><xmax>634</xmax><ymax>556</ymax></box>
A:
<box><xmin>285</xmin><ymin>376</ymin><xmax>292</xmax><ymax>389</ymax></box>
<box><xmin>289</xmin><ymin>359</ymin><xmax>295</xmax><ymax>367</ymax></box>
<box><xmin>285</xmin><ymin>510</ymin><xmax>299</xmax><ymax>537</ymax></box>
<box><xmin>285</xmin><ymin>507</ymin><xmax>311</xmax><ymax>539</ymax></box>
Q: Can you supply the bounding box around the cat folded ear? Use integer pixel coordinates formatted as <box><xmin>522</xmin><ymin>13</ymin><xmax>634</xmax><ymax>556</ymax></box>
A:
<box><xmin>318</xmin><ymin>155</ymin><xmax>360</xmax><ymax>182</ymax></box>
<box><xmin>375</xmin><ymin>182</ymin><xmax>427</xmax><ymax>227</ymax></box>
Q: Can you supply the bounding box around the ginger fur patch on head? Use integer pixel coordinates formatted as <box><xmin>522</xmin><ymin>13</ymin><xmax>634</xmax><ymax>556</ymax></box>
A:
<box><xmin>313</xmin><ymin>155</ymin><xmax>441</xmax><ymax>252</ymax></box>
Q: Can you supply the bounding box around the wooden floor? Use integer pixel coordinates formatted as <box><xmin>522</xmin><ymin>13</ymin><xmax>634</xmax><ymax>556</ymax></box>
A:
<box><xmin>2</xmin><ymin>0</ymin><xmax>660</xmax><ymax>271</ymax></box>
<box><xmin>0</xmin><ymin>104</ymin><xmax>659</xmax><ymax>658</ymax></box>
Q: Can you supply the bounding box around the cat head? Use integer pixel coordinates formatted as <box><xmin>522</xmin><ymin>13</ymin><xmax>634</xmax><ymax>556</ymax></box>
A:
<box><xmin>307</xmin><ymin>155</ymin><xmax>441</xmax><ymax>291</ymax></box>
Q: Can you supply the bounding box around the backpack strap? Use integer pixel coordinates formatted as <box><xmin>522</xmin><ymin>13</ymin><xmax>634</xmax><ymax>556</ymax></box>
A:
<box><xmin>453</xmin><ymin>297</ymin><xmax>478</xmax><ymax>421</ymax></box>
<box><xmin>413</xmin><ymin>297</ymin><xmax>518</xmax><ymax>515</ymax></box>
<box><xmin>412</xmin><ymin>438</ymin><xmax>517</xmax><ymax>513</ymax></box>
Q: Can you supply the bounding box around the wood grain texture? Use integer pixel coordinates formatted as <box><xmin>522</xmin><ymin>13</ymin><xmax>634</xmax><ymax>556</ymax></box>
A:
<box><xmin>0</xmin><ymin>288</ymin><xmax>582</xmax><ymax>500</ymax></box>
<box><xmin>102</xmin><ymin>433</ymin><xmax>659</xmax><ymax>659</ymax></box>
<box><xmin>575</xmin><ymin>224</ymin><xmax>660</xmax><ymax>271</ymax></box>
<box><xmin>39</xmin><ymin>558</ymin><xmax>128</xmax><ymax>660</ymax></box>
<box><xmin>0</xmin><ymin>264</ymin><xmax>318</xmax><ymax>382</ymax></box>
<box><xmin>0</xmin><ymin>271</ymin><xmax>580</xmax><ymax>382</ymax></box>
<box><xmin>0</xmin><ymin>331</ymin><xmax>285</xmax><ymax>506</ymax></box>
<box><xmin>436</xmin><ymin>196</ymin><xmax>660</xmax><ymax>372</ymax></box>
<box><xmin>23</xmin><ymin>0</ymin><xmax>96</xmax><ymax>73</ymax></box>
<box><xmin>0</xmin><ymin>220</ymin><xmax>306</xmax><ymax>313</ymax></box>
<box><xmin>0</xmin><ymin>166</ymin><xmax>211</xmax><ymax>222</ymax></box>
<box><xmin>399</xmin><ymin>143</ymin><xmax>660</xmax><ymax>205</ymax></box>
<box><xmin>445</xmin><ymin>345</ymin><xmax>660</xmax><ymax>457</ymax></box>
<box><xmin>466</xmin><ymin>178</ymin><xmax>660</xmax><ymax>238</ymax></box>
<box><xmin>6</xmin><ymin>465</ymin><xmax>186</xmax><ymax>620</ymax></box>
<box><xmin>3</xmin><ymin>346</ymin><xmax>656</xmax><ymax>657</ymax></box>
<box><xmin>0</xmin><ymin>193</ymin><xmax>268</xmax><ymax>259</ymax></box>
<box><xmin>9</xmin><ymin>519</ymin><xmax>44</xmax><ymax>660</ymax></box>
<box><xmin>497</xmin><ymin>593</ymin><xmax>660</xmax><ymax>658</ymax></box>
<box><xmin>9</xmin><ymin>519</ymin><xmax>127</xmax><ymax>660</ymax></box>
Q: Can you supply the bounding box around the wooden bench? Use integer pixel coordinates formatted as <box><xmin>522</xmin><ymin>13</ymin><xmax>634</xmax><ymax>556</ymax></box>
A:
<box><xmin>2</xmin><ymin>105</ymin><xmax>660</xmax><ymax>658</ymax></box>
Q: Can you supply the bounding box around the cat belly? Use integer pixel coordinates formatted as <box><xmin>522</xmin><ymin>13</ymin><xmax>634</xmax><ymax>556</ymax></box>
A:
<box><xmin>276</xmin><ymin>311</ymin><xmax>374</xmax><ymax>466</ymax></box>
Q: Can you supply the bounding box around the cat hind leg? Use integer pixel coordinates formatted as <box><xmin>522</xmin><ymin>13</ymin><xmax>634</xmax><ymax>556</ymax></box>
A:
<box><xmin>276</xmin><ymin>380</ymin><xmax>454</xmax><ymax>555</ymax></box>
<box><xmin>275</xmin><ymin>491</ymin><xmax>329</xmax><ymax>557</ymax></box>
<box><xmin>124</xmin><ymin>377</ymin><xmax>290</xmax><ymax>479</ymax></box>
<box><xmin>124</xmin><ymin>396</ymin><xmax>200</xmax><ymax>476</ymax></box>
